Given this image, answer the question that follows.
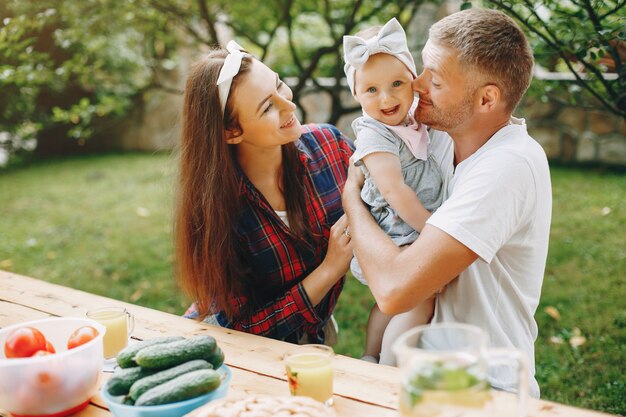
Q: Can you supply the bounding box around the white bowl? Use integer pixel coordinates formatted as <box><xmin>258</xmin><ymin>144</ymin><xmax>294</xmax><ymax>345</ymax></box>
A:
<box><xmin>0</xmin><ymin>317</ymin><xmax>106</xmax><ymax>417</ymax></box>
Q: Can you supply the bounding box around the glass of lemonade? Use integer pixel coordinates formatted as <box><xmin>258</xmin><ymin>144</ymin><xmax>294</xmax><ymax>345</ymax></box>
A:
<box><xmin>393</xmin><ymin>323</ymin><xmax>528</xmax><ymax>417</ymax></box>
<box><xmin>284</xmin><ymin>344</ymin><xmax>334</xmax><ymax>406</ymax></box>
<box><xmin>86</xmin><ymin>307</ymin><xmax>134</xmax><ymax>361</ymax></box>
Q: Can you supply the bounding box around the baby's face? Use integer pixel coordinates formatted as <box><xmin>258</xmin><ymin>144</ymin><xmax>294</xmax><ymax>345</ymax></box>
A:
<box><xmin>354</xmin><ymin>53</ymin><xmax>415</xmax><ymax>126</ymax></box>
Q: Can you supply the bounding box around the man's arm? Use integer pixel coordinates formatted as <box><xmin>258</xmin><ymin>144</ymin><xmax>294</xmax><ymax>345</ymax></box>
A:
<box><xmin>362</xmin><ymin>151</ymin><xmax>431</xmax><ymax>232</ymax></box>
<box><xmin>342</xmin><ymin>168</ymin><xmax>478</xmax><ymax>315</ymax></box>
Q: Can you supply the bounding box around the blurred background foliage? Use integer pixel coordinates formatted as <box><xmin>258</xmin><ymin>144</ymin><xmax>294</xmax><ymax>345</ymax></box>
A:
<box><xmin>476</xmin><ymin>0</ymin><xmax>625</xmax><ymax>122</ymax></box>
<box><xmin>1</xmin><ymin>0</ymin><xmax>624</xmax><ymax>163</ymax></box>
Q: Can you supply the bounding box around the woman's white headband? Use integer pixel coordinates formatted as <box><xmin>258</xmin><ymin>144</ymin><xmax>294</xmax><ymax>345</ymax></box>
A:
<box><xmin>216</xmin><ymin>40</ymin><xmax>248</xmax><ymax>114</ymax></box>
<box><xmin>343</xmin><ymin>18</ymin><xmax>417</xmax><ymax>95</ymax></box>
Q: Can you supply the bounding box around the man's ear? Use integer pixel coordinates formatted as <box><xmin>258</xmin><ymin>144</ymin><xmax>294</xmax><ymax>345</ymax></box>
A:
<box><xmin>225</xmin><ymin>127</ymin><xmax>243</xmax><ymax>144</ymax></box>
<box><xmin>478</xmin><ymin>84</ymin><xmax>501</xmax><ymax>112</ymax></box>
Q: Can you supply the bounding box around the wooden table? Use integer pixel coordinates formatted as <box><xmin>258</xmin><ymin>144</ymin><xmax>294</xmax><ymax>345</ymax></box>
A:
<box><xmin>0</xmin><ymin>270</ymin><xmax>613</xmax><ymax>417</ymax></box>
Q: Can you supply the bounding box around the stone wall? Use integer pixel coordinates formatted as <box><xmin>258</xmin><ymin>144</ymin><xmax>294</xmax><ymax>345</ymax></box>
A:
<box><xmin>298</xmin><ymin>84</ymin><xmax>626</xmax><ymax>167</ymax></box>
<box><xmin>516</xmin><ymin>95</ymin><xmax>626</xmax><ymax>166</ymax></box>
<box><xmin>107</xmin><ymin>75</ymin><xmax>625</xmax><ymax>167</ymax></box>
<box><xmin>108</xmin><ymin>85</ymin><xmax>625</xmax><ymax>168</ymax></box>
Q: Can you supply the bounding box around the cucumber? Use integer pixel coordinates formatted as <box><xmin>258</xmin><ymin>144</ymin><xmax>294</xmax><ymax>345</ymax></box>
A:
<box><xmin>116</xmin><ymin>336</ymin><xmax>185</xmax><ymax>368</ymax></box>
<box><xmin>207</xmin><ymin>346</ymin><xmax>224</xmax><ymax>369</ymax></box>
<box><xmin>128</xmin><ymin>359</ymin><xmax>212</xmax><ymax>401</ymax></box>
<box><xmin>134</xmin><ymin>369</ymin><xmax>221</xmax><ymax>406</ymax></box>
<box><xmin>135</xmin><ymin>335</ymin><xmax>217</xmax><ymax>369</ymax></box>
<box><xmin>107</xmin><ymin>366</ymin><xmax>157</xmax><ymax>396</ymax></box>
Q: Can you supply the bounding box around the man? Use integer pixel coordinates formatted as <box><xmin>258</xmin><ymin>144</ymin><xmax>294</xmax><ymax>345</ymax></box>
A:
<box><xmin>342</xmin><ymin>8</ymin><xmax>551</xmax><ymax>398</ymax></box>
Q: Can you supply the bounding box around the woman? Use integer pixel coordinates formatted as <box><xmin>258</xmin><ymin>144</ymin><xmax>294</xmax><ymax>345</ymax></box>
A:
<box><xmin>176</xmin><ymin>41</ymin><xmax>354</xmax><ymax>345</ymax></box>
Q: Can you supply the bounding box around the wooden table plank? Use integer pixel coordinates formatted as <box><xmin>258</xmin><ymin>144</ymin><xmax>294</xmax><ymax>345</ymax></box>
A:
<box><xmin>0</xmin><ymin>299</ymin><xmax>52</xmax><ymax>325</ymax></box>
<box><xmin>0</xmin><ymin>271</ymin><xmax>400</xmax><ymax>409</ymax></box>
<box><xmin>0</xmin><ymin>270</ymin><xmax>615</xmax><ymax>417</ymax></box>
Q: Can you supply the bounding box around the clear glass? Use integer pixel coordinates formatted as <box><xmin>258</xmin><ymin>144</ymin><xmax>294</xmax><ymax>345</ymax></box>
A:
<box><xmin>86</xmin><ymin>307</ymin><xmax>134</xmax><ymax>360</ymax></box>
<box><xmin>392</xmin><ymin>323</ymin><xmax>528</xmax><ymax>417</ymax></box>
<box><xmin>284</xmin><ymin>344</ymin><xmax>334</xmax><ymax>406</ymax></box>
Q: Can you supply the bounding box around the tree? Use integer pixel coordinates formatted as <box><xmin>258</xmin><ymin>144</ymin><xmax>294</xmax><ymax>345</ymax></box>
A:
<box><xmin>5</xmin><ymin>0</ymin><xmax>622</xmax><ymax>161</ymax></box>
<box><xmin>146</xmin><ymin>0</ymin><xmax>431</xmax><ymax>123</ymax></box>
<box><xmin>0</xmin><ymin>0</ymin><xmax>180</xmax><ymax>156</ymax></box>
<box><xmin>463</xmin><ymin>0</ymin><xmax>626</xmax><ymax>121</ymax></box>
<box><xmin>0</xmin><ymin>0</ymin><xmax>434</xmax><ymax>160</ymax></box>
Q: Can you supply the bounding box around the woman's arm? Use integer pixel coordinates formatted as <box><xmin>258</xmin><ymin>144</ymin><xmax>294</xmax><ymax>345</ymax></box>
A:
<box><xmin>362</xmin><ymin>152</ymin><xmax>431</xmax><ymax>232</ymax></box>
<box><xmin>223</xmin><ymin>283</ymin><xmax>328</xmax><ymax>339</ymax></box>
<box><xmin>224</xmin><ymin>215</ymin><xmax>352</xmax><ymax>339</ymax></box>
<box><xmin>301</xmin><ymin>214</ymin><xmax>352</xmax><ymax>305</ymax></box>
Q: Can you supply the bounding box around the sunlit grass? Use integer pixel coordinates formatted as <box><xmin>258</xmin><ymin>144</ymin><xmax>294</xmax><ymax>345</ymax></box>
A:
<box><xmin>0</xmin><ymin>154</ymin><xmax>624</xmax><ymax>414</ymax></box>
<box><xmin>0</xmin><ymin>153</ymin><xmax>187</xmax><ymax>314</ymax></box>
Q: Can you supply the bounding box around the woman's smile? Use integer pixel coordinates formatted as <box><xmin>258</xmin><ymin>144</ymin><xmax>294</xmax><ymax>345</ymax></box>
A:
<box><xmin>281</xmin><ymin>114</ymin><xmax>297</xmax><ymax>129</ymax></box>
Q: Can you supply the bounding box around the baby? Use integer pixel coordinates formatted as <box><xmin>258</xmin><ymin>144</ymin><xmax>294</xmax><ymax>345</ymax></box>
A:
<box><xmin>343</xmin><ymin>18</ymin><xmax>445</xmax><ymax>364</ymax></box>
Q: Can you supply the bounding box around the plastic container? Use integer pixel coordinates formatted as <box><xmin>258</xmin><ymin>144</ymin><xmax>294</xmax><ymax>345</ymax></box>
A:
<box><xmin>101</xmin><ymin>365</ymin><xmax>232</xmax><ymax>417</ymax></box>
<box><xmin>0</xmin><ymin>317</ymin><xmax>106</xmax><ymax>417</ymax></box>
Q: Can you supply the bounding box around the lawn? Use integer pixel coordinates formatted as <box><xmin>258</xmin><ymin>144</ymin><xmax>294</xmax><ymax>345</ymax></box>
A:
<box><xmin>0</xmin><ymin>153</ymin><xmax>624</xmax><ymax>415</ymax></box>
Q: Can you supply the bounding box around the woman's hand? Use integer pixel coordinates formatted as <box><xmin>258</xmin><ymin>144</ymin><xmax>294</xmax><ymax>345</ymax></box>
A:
<box><xmin>301</xmin><ymin>214</ymin><xmax>352</xmax><ymax>306</ymax></box>
<box><xmin>321</xmin><ymin>214</ymin><xmax>353</xmax><ymax>280</ymax></box>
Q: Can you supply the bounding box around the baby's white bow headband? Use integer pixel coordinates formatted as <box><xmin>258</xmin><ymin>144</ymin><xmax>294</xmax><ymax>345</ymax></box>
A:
<box><xmin>216</xmin><ymin>40</ymin><xmax>249</xmax><ymax>114</ymax></box>
<box><xmin>343</xmin><ymin>18</ymin><xmax>417</xmax><ymax>95</ymax></box>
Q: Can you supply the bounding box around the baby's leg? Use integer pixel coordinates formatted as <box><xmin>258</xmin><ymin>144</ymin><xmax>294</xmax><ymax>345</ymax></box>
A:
<box><xmin>363</xmin><ymin>303</ymin><xmax>392</xmax><ymax>363</ymax></box>
<box><xmin>378</xmin><ymin>296</ymin><xmax>435</xmax><ymax>365</ymax></box>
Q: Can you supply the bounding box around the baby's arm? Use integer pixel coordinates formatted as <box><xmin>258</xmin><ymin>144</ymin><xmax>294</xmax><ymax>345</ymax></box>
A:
<box><xmin>362</xmin><ymin>152</ymin><xmax>431</xmax><ymax>232</ymax></box>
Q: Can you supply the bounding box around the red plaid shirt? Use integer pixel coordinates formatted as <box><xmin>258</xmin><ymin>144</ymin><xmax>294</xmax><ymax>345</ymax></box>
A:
<box><xmin>185</xmin><ymin>124</ymin><xmax>354</xmax><ymax>343</ymax></box>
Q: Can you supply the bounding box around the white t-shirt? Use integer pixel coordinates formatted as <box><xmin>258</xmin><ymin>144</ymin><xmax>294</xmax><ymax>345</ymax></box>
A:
<box><xmin>426</xmin><ymin>118</ymin><xmax>552</xmax><ymax>398</ymax></box>
<box><xmin>275</xmin><ymin>210</ymin><xmax>289</xmax><ymax>227</ymax></box>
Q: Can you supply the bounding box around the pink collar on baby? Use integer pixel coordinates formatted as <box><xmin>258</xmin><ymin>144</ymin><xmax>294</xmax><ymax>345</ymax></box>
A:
<box><xmin>363</xmin><ymin>112</ymin><xmax>429</xmax><ymax>161</ymax></box>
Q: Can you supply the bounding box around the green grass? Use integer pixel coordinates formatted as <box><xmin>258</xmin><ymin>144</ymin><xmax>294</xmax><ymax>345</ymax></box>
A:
<box><xmin>1</xmin><ymin>153</ymin><xmax>624</xmax><ymax>415</ymax></box>
<box><xmin>0</xmin><ymin>153</ymin><xmax>187</xmax><ymax>314</ymax></box>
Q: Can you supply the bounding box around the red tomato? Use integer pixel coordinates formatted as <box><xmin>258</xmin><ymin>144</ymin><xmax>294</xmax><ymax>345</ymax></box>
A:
<box><xmin>45</xmin><ymin>340</ymin><xmax>56</xmax><ymax>353</ymax></box>
<box><xmin>4</xmin><ymin>326</ymin><xmax>47</xmax><ymax>358</ymax></box>
<box><xmin>67</xmin><ymin>326</ymin><xmax>99</xmax><ymax>349</ymax></box>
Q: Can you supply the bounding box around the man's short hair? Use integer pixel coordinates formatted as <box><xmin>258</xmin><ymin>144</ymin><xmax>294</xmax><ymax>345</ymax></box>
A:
<box><xmin>429</xmin><ymin>8</ymin><xmax>534</xmax><ymax>113</ymax></box>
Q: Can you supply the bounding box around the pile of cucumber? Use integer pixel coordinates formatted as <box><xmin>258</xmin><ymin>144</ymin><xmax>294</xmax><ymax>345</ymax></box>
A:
<box><xmin>106</xmin><ymin>335</ymin><xmax>225</xmax><ymax>406</ymax></box>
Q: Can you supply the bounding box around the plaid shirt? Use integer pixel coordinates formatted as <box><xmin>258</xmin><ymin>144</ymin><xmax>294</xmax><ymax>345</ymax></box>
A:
<box><xmin>185</xmin><ymin>124</ymin><xmax>354</xmax><ymax>343</ymax></box>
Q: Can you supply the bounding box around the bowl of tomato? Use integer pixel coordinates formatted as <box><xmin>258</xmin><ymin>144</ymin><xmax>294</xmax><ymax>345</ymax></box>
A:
<box><xmin>0</xmin><ymin>317</ymin><xmax>106</xmax><ymax>417</ymax></box>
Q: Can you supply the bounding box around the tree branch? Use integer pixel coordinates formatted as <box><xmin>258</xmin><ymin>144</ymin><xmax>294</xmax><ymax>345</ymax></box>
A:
<box><xmin>148</xmin><ymin>0</ymin><xmax>211</xmax><ymax>45</ymax></box>
<box><xmin>225</xmin><ymin>20</ymin><xmax>266</xmax><ymax>49</ymax></box>
<box><xmin>488</xmin><ymin>1</ymin><xmax>619</xmax><ymax>113</ymax></box>
<box><xmin>599</xmin><ymin>0</ymin><xmax>626</xmax><ymax>19</ymax></box>
<box><xmin>197</xmin><ymin>0</ymin><xmax>219</xmax><ymax>45</ymax></box>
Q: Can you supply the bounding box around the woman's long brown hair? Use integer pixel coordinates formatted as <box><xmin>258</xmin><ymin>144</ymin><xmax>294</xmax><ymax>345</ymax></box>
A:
<box><xmin>175</xmin><ymin>48</ymin><xmax>314</xmax><ymax>321</ymax></box>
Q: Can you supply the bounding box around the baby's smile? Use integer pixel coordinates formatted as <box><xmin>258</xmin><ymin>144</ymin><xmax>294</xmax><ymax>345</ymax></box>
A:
<box><xmin>381</xmin><ymin>105</ymin><xmax>400</xmax><ymax>116</ymax></box>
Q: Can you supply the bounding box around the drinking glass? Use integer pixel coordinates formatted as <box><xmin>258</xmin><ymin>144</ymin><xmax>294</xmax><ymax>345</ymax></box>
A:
<box><xmin>284</xmin><ymin>344</ymin><xmax>334</xmax><ymax>406</ymax></box>
<box><xmin>86</xmin><ymin>307</ymin><xmax>135</xmax><ymax>362</ymax></box>
<box><xmin>392</xmin><ymin>323</ymin><xmax>528</xmax><ymax>417</ymax></box>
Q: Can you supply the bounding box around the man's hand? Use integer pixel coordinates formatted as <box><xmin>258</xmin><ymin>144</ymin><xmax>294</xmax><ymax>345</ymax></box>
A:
<box><xmin>342</xmin><ymin>156</ymin><xmax>366</xmax><ymax>217</ymax></box>
<box><xmin>346</xmin><ymin>156</ymin><xmax>365</xmax><ymax>189</ymax></box>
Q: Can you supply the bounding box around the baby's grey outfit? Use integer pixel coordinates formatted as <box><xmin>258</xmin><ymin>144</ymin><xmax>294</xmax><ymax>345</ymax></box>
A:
<box><xmin>350</xmin><ymin>116</ymin><xmax>445</xmax><ymax>284</ymax></box>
